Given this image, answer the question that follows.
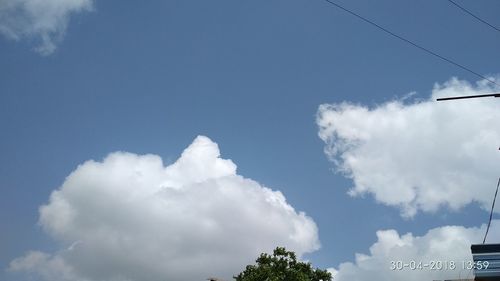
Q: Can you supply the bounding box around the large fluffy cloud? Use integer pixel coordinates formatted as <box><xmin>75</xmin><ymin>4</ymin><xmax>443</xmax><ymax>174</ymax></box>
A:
<box><xmin>330</xmin><ymin>220</ymin><xmax>500</xmax><ymax>281</ymax></box>
<box><xmin>9</xmin><ymin>136</ymin><xmax>319</xmax><ymax>281</ymax></box>
<box><xmin>317</xmin><ymin>77</ymin><xmax>500</xmax><ymax>217</ymax></box>
<box><xmin>0</xmin><ymin>0</ymin><xmax>93</xmax><ymax>55</ymax></box>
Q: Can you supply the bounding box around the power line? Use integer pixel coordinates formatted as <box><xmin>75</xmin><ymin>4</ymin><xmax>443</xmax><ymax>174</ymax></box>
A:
<box><xmin>320</xmin><ymin>0</ymin><xmax>500</xmax><ymax>87</ymax></box>
<box><xmin>448</xmin><ymin>0</ymin><xmax>500</xmax><ymax>33</ymax></box>
<box><xmin>483</xmin><ymin>177</ymin><xmax>500</xmax><ymax>244</ymax></box>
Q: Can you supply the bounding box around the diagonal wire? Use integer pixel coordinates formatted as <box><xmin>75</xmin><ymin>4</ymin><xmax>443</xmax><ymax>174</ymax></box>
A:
<box><xmin>448</xmin><ymin>0</ymin><xmax>500</xmax><ymax>33</ymax></box>
<box><xmin>320</xmin><ymin>0</ymin><xmax>500</xmax><ymax>87</ymax></box>
<box><xmin>483</xmin><ymin>177</ymin><xmax>500</xmax><ymax>244</ymax></box>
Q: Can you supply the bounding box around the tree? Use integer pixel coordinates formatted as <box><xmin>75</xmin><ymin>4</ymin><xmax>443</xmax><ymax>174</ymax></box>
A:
<box><xmin>234</xmin><ymin>247</ymin><xmax>332</xmax><ymax>281</ymax></box>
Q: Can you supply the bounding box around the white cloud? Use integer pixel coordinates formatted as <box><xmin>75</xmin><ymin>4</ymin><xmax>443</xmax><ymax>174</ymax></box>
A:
<box><xmin>9</xmin><ymin>136</ymin><xmax>320</xmax><ymax>281</ymax></box>
<box><xmin>317</xmin><ymin>77</ymin><xmax>500</xmax><ymax>217</ymax></box>
<box><xmin>9</xmin><ymin>251</ymin><xmax>90</xmax><ymax>281</ymax></box>
<box><xmin>0</xmin><ymin>0</ymin><xmax>93</xmax><ymax>55</ymax></box>
<box><xmin>330</xmin><ymin>220</ymin><xmax>500</xmax><ymax>281</ymax></box>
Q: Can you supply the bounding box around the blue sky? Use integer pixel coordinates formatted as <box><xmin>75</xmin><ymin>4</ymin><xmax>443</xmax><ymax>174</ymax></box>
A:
<box><xmin>1</xmin><ymin>1</ymin><xmax>500</xmax><ymax>280</ymax></box>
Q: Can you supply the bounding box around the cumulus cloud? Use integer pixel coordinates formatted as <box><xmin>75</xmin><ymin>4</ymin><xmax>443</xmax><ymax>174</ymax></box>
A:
<box><xmin>330</xmin><ymin>220</ymin><xmax>500</xmax><ymax>281</ymax></box>
<box><xmin>0</xmin><ymin>0</ymin><xmax>93</xmax><ymax>55</ymax></box>
<box><xmin>317</xmin><ymin>77</ymin><xmax>500</xmax><ymax>217</ymax></box>
<box><xmin>9</xmin><ymin>136</ymin><xmax>320</xmax><ymax>281</ymax></box>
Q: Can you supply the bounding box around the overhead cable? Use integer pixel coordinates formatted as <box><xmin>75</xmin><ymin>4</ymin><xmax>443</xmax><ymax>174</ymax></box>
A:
<box><xmin>321</xmin><ymin>0</ymin><xmax>499</xmax><ymax>87</ymax></box>
<box><xmin>448</xmin><ymin>0</ymin><xmax>500</xmax><ymax>33</ymax></box>
<box><xmin>483</xmin><ymin>177</ymin><xmax>500</xmax><ymax>244</ymax></box>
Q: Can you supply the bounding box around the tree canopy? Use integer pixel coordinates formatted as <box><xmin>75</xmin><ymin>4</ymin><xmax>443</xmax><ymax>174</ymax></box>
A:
<box><xmin>234</xmin><ymin>247</ymin><xmax>332</xmax><ymax>281</ymax></box>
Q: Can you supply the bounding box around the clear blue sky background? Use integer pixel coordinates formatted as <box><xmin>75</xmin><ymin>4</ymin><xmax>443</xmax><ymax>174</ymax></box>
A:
<box><xmin>1</xmin><ymin>0</ymin><xmax>499</xmax><ymax>279</ymax></box>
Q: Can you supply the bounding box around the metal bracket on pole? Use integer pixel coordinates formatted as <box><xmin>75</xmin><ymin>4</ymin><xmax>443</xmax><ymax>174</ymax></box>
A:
<box><xmin>436</xmin><ymin>92</ymin><xmax>500</xmax><ymax>149</ymax></box>
<box><xmin>436</xmin><ymin>93</ymin><xmax>500</xmax><ymax>101</ymax></box>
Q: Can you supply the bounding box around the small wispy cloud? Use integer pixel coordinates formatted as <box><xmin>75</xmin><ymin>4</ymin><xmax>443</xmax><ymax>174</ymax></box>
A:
<box><xmin>0</xmin><ymin>0</ymin><xmax>93</xmax><ymax>55</ymax></box>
